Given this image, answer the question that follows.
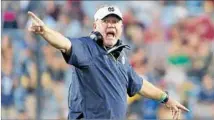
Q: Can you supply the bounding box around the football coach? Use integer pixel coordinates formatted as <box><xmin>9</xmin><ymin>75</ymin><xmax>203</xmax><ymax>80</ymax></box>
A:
<box><xmin>28</xmin><ymin>5</ymin><xmax>189</xmax><ymax>120</ymax></box>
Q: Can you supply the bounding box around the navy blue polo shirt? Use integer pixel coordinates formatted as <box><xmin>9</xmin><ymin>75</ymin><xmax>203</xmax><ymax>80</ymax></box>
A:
<box><xmin>62</xmin><ymin>36</ymin><xmax>143</xmax><ymax>119</ymax></box>
<box><xmin>67</xmin><ymin>67</ymin><xmax>83</xmax><ymax>119</ymax></box>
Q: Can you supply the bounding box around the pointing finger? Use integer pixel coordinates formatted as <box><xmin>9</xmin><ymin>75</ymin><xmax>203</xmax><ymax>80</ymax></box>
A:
<box><xmin>31</xmin><ymin>18</ymin><xmax>39</xmax><ymax>26</ymax></box>
<box><xmin>28</xmin><ymin>11</ymin><xmax>43</xmax><ymax>24</ymax></box>
<box><xmin>178</xmin><ymin>104</ymin><xmax>189</xmax><ymax>112</ymax></box>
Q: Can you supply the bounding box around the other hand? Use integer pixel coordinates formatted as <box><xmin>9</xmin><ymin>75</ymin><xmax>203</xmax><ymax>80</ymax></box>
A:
<box><xmin>165</xmin><ymin>97</ymin><xmax>189</xmax><ymax>120</ymax></box>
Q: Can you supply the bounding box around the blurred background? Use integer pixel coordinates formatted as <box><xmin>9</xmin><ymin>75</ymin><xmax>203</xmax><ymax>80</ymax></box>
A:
<box><xmin>1</xmin><ymin>0</ymin><xmax>214</xmax><ymax>120</ymax></box>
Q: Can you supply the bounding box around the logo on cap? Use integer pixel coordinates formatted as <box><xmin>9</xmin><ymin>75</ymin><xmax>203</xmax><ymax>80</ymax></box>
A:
<box><xmin>108</xmin><ymin>7</ymin><xmax>114</xmax><ymax>12</ymax></box>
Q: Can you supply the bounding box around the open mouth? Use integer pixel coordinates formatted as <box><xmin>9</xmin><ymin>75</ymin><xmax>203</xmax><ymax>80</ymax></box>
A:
<box><xmin>106</xmin><ymin>31</ymin><xmax>115</xmax><ymax>38</ymax></box>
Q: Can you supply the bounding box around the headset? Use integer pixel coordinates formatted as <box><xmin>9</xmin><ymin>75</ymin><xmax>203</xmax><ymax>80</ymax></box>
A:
<box><xmin>90</xmin><ymin>31</ymin><xmax>130</xmax><ymax>58</ymax></box>
<box><xmin>89</xmin><ymin>31</ymin><xmax>104</xmax><ymax>46</ymax></box>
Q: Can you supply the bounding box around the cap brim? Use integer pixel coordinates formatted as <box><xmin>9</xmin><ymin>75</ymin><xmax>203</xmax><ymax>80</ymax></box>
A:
<box><xmin>101</xmin><ymin>14</ymin><xmax>122</xmax><ymax>20</ymax></box>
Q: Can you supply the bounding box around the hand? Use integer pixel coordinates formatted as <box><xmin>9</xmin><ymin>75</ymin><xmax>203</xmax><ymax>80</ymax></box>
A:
<box><xmin>28</xmin><ymin>11</ymin><xmax>45</xmax><ymax>35</ymax></box>
<box><xmin>165</xmin><ymin>97</ymin><xmax>189</xmax><ymax>120</ymax></box>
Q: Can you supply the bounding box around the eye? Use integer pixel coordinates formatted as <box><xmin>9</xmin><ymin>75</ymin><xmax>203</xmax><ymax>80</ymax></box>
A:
<box><xmin>113</xmin><ymin>19</ymin><xmax>120</xmax><ymax>24</ymax></box>
<box><xmin>103</xmin><ymin>19</ymin><xmax>108</xmax><ymax>23</ymax></box>
<box><xmin>102</xmin><ymin>19</ymin><xmax>120</xmax><ymax>24</ymax></box>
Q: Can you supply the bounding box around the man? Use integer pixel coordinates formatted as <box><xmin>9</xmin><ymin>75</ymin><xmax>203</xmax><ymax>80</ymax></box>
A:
<box><xmin>28</xmin><ymin>5</ymin><xmax>189</xmax><ymax>119</ymax></box>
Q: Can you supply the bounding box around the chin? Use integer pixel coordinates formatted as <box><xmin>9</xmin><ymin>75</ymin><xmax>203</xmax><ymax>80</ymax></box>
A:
<box><xmin>104</xmin><ymin>43</ymin><xmax>114</xmax><ymax>47</ymax></box>
<box><xmin>104</xmin><ymin>38</ymin><xmax>117</xmax><ymax>47</ymax></box>
<box><xmin>105</xmin><ymin>42</ymin><xmax>117</xmax><ymax>47</ymax></box>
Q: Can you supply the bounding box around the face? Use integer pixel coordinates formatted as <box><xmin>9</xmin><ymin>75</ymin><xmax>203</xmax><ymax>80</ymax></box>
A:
<box><xmin>93</xmin><ymin>15</ymin><xmax>123</xmax><ymax>47</ymax></box>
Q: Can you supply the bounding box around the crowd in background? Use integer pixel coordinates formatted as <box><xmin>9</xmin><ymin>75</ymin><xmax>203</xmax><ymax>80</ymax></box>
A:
<box><xmin>1</xmin><ymin>0</ymin><xmax>214</xmax><ymax>120</ymax></box>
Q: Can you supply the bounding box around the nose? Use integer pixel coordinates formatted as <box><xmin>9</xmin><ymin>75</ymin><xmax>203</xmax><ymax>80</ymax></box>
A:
<box><xmin>107</xmin><ymin>22</ymin><xmax>115</xmax><ymax>28</ymax></box>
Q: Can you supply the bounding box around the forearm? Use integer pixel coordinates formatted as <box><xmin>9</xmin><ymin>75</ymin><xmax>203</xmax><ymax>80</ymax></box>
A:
<box><xmin>139</xmin><ymin>79</ymin><xmax>165</xmax><ymax>101</ymax></box>
<box><xmin>41</xmin><ymin>26</ymin><xmax>71</xmax><ymax>53</ymax></box>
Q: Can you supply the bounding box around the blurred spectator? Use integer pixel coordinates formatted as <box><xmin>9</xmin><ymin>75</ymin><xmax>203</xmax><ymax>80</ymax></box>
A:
<box><xmin>2</xmin><ymin>35</ymin><xmax>13</xmax><ymax>58</ymax></box>
<box><xmin>42</xmin><ymin>1</ymin><xmax>60</xmax><ymax>29</ymax></box>
<box><xmin>186</xmin><ymin>1</ymin><xmax>204</xmax><ymax>16</ymax></box>
<box><xmin>81</xmin><ymin>15</ymin><xmax>94</xmax><ymax>36</ymax></box>
<box><xmin>3</xmin><ymin>10</ymin><xmax>18</xmax><ymax>29</ymax></box>
<box><xmin>1</xmin><ymin>35</ymin><xmax>17</xmax><ymax>119</ymax></box>
<box><xmin>130</xmin><ymin>47</ymin><xmax>148</xmax><ymax>75</ymax></box>
<box><xmin>61</xmin><ymin>0</ymin><xmax>85</xmax><ymax>23</ymax></box>
<box><xmin>55</xmin><ymin>12</ymin><xmax>82</xmax><ymax>37</ymax></box>
<box><xmin>187</xmin><ymin>34</ymin><xmax>213</xmax><ymax>82</ymax></box>
<box><xmin>167</xmin><ymin>23</ymin><xmax>191</xmax><ymax>68</ymax></box>
<box><xmin>198</xmin><ymin>74</ymin><xmax>214</xmax><ymax>103</ymax></box>
<box><xmin>124</xmin><ymin>22</ymin><xmax>146</xmax><ymax>58</ymax></box>
<box><xmin>41</xmin><ymin>45</ymin><xmax>68</xmax><ymax>119</ymax></box>
<box><xmin>195</xmin><ymin>15</ymin><xmax>214</xmax><ymax>41</ymax></box>
<box><xmin>1</xmin><ymin>60</ymin><xmax>16</xmax><ymax>119</ymax></box>
<box><xmin>128</xmin><ymin>47</ymin><xmax>160</xmax><ymax>120</ymax></box>
<box><xmin>128</xmin><ymin>1</ymin><xmax>161</xmax><ymax>26</ymax></box>
<box><xmin>204</xmin><ymin>0</ymin><xmax>214</xmax><ymax>22</ymax></box>
<box><xmin>193</xmin><ymin>74</ymin><xmax>214</xmax><ymax>119</ymax></box>
<box><xmin>13</xmin><ymin>33</ymin><xmax>38</xmax><ymax>119</ymax></box>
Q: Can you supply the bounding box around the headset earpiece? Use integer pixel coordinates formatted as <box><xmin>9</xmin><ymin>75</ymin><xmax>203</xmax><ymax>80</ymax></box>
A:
<box><xmin>90</xmin><ymin>31</ymin><xmax>103</xmax><ymax>46</ymax></box>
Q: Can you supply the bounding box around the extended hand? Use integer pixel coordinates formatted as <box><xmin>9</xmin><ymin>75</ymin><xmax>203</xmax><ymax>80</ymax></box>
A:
<box><xmin>165</xmin><ymin>97</ymin><xmax>189</xmax><ymax>120</ymax></box>
<box><xmin>28</xmin><ymin>11</ymin><xmax>45</xmax><ymax>34</ymax></box>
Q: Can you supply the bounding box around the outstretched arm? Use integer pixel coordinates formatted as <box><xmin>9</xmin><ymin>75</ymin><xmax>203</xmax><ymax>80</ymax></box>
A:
<box><xmin>139</xmin><ymin>79</ymin><xmax>189</xmax><ymax>120</ymax></box>
<box><xmin>28</xmin><ymin>11</ymin><xmax>71</xmax><ymax>54</ymax></box>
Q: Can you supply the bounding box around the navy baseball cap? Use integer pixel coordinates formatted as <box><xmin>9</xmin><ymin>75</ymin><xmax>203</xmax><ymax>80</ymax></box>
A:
<box><xmin>94</xmin><ymin>5</ymin><xmax>123</xmax><ymax>21</ymax></box>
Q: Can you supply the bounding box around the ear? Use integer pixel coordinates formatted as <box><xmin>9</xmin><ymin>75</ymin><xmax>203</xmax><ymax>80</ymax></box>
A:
<box><xmin>121</xmin><ymin>21</ymin><xmax>123</xmax><ymax>27</ymax></box>
<box><xmin>121</xmin><ymin>23</ymin><xmax>123</xmax><ymax>28</ymax></box>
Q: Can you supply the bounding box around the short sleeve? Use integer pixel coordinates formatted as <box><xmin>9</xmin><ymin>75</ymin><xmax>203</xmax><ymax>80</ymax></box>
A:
<box><xmin>61</xmin><ymin>37</ymin><xmax>90</xmax><ymax>68</ymax></box>
<box><xmin>127</xmin><ymin>65</ymin><xmax>143</xmax><ymax>97</ymax></box>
